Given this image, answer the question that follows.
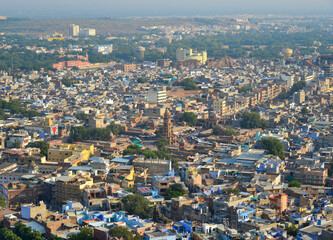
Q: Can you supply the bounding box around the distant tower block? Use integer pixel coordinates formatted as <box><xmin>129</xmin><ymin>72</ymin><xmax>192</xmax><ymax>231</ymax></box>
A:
<box><xmin>136</xmin><ymin>46</ymin><xmax>145</xmax><ymax>59</ymax></box>
<box><xmin>282</xmin><ymin>48</ymin><xmax>293</xmax><ymax>59</ymax></box>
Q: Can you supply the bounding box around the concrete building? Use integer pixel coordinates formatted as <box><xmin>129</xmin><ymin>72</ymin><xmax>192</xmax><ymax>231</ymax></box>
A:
<box><xmin>69</xmin><ymin>24</ymin><xmax>80</xmax><ymax>37</ymax></box>
<box><xmin>114</xmin><ymin>63</ymin><xmax>136</xmax><ymax>72</ymax></box>
<box><xmin>176</xmin><ymin>48</ymin><xmax>207</xmax><ymax>65</ymax></box>
<box><xmin>55</xmin><ymin>174</ymin><xmax>93</xmax><ymax>206</ymax></box>
<box><xmin>291</xmin><ymin>167</ymin><xmax>328</xmax><ymax>186</ymax></box>
<box><xmin>136</xmin><ymin>46</ymin><xmax>145</xmax><ymax>59</ymax></box>
<box><xmin>80</xmin><ymin>28</ymin><xmax>96</xmax><ymax>36</ymax></box>
<box><xmin>93</xmin><ymin>44</ymin><xmax>113</xmax><ymax>55</ymax></box>
<box><xmin>295</xmin><ymin>90</ymin><xmax>305</xmax><ymax>104</ymax></box>
<box><xmin>157</xmin><ymin>59</ymin><xmax>171</xmax><ymax>68</ymax></box>
<box><xmin>269</xmin><ymin>194</ymin><xmax>288</xmax><ymax>213</ymax></box>
<box><xmin>47</xmin><ymin>143</ymin><xmax>94</xmax><ymax>163</ymax></box>
<box><xmin>147</xmin><ymin>87</ymin><xmax>167</xmax><ymax>104</ymax></box>
<box><xmin>212</xmin><ymin>99</ymin><xmax>227</xmax><ymax>116</ymax></box>
<box><xmin>132</xmin><ymin>157</ymin><xmax>172</xmax><ymax>174</ymax></box>
<box><xmin>281</xmin><ymin>73</ymin><xmax>294</xmax><ymax>88</ymax></box>
<box><xmin>21</xmin><ymin>201</ymin><xmax>48</xmax><ymax>221</ymax></box>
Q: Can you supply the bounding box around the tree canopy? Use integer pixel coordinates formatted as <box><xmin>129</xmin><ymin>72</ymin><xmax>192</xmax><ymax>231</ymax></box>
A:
<box><xmin>121</xmin><ymin>194</ymin><xmax>152</xmax><ymax>219</ymax></box>
<box><xmin>180</xmin><ymin>78</ymin><xmax>198</xmax><ymax>90</ymax></box>
<box><xmin>0</xmin><ymin>98</ymin><xmax>39</xmax><ymax>120</ymax></box>
<box><xmin>213</xmin><ymin>125</ymin><xmax>237</xmax><ymax>136</ymax></box>
<box><xmin>26</xmin><ymin>141</ymin><xmax>49</xmax><ymax>157</ymax></box>
<box><xmin>301</xmin><ymin>107</ymin><xmax>309</xmax><ymax>115</ymax></box>
<box><xmin>0</xmin><ymin>228</ymin><xmax>22</xmax><ymax>240</ymax></box>
<box><xmin>165</xmin><ymin>183</ymin><xmax>188</xmax><ymax>200</ymax></box>
<box><xmin>240</xmin><ymin>111</ymin><xmax>267</xmax><ymax>129</ymax></box>
<box><xmin>68</xmin><ymin>227</ymin><xmax>93</xmax><ymax>240</ymax></box>
<box><xmin>69</xmin><ymin>122</ymin><xmax>125</xmax><ymax>142</ymax></box>
<box><xmin>262</xmin><ymin>138</ymin><xmax>285</xmax><ymax>159</ymax></box>
<box><xmin>286</xmin><ymin>224</ymin><xmax>298</xmax><ymax>237</ymax></box>
<box><xmin>278</xmin><ymin>81</ymin><xmax>306</xmax><ymax>100</ymax></box>
<box><xmin>179</xmin><ymin>112</ymin><xmax>198</xmax><ymax>126</ymax></box>
<box><xmin>13</xmin><ymin>222</ymin><xmax>44</xmax><ymax>240</ymax></box>
<box><xmin>288</xmin><ymin>181</ymin><xmax>301</xmax><ymax>188</ymax></box>
<box><xmin>0</xmin><ymin>195</ymin><xmax>6</xmax><ymax>208</ymax></box>
<box><xmin>109</xmin><ymin>226</ymin><xmax>141</xmax><ymax>240</ymax></box>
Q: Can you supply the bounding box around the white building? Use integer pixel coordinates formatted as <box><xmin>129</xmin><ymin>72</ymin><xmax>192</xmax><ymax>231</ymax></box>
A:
<box><xmin>80</xmin><ymin>28</ymin><xmax>96</xmax><ymax>37</ymax></box>
<box><xmin>93</xmin><ymin>44</ymin><xmax>113</xmax><ymax>55</ymax></box>
<box><xmin>147</xmin><ymin>87</ymin><xmax>167</xmax><ymax>104</ymax></box>
<box><xmin>69</xmin><ymin>24</ymin><xmax>80</xmax><ymax>37</ymax></box>
<box><xmin>281</xmin><ymin>73</ymin><xmax>294</xmax><ymax>88</ymax></box>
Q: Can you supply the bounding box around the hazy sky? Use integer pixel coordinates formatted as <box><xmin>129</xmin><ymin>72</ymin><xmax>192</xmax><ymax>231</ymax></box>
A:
<box><xmin>1</xmin><ymin>0</ymin><xmax>332</xmax><ymax>18</ymax></box>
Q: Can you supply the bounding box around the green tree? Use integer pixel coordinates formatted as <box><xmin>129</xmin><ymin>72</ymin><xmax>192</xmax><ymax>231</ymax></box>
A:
<box><xmin>240</xmin><ymin>111</ymin><xmax>267</xmax><ymax>129</ymax></box>
<box><xmin>68</xmin><ymin>122</ymin><xmax>124</xmax><ymax>143</ymax></box>
<box><xmin>212</xmin><ymin>125</ymin><xmax>221</xmax><ymax>135</ymax></box>
<box><xmin>107</xmin><ymin>122</ymin><xmax>125</xmax><ymax>136</ymax></box>
<box><xmin>0</xmin><ymin>195</ymin><xmax>6</xmax><ymax>208</ymax></box>
<box><xmin>76</xmin><ymin>113</ymin><xmax>89</xmax><ymax>121</ymax></box>
<box><xmin>223</xmin><ymin>188</ymin><xmax>240</xmax><ymax>195</ymax></box>
<box><xmin>0</xmin><ymin>228</ymin><xmax>22</xmax><ymax>240</ymax></box>
<box><xmin>301</xmin><ymin>107</ymin><xmax>309</xmax><ymax>115</ymax></box>
<box><xmin>286</xmin><ymin>224</ymin><xmax>298</xmax><ymax>237</ymax></box>
<box><xmin>180</xmin><ymin>78</ymin><xmax>198</xmax><ymax>90</ymax></box>
<box><xmin>238</xmin><ymin>86</ymin><xmax>252</xmax><ymax>93</ymax></box>
<box><xmin>109</xmin><ymin>226</ymin><xmax>140</xmax><ymax>240</ymax></box>
<box><xmin>278</xmin><ymin>81</ymin><xmax>306</xmax><ymax>100</ymax></box>
<box><xmin>121</xmin><ymin>194</ymin><xmax>151</xmax><ymax>219</ymax></box>
<box><xmin>13</xmin><ymin>222</ymin><xmax>44</xmax><ymax>240</ymax></box>
<box><xmin>262</xmin><ymin>138</ymin><xmax>285</xmax><ymax>159</ymax></box>
<box><xmin>288</xmin><ymin>181</ymin><xmax>301</xmax><ymax>188</ymax></box>
<box><xmin>179</xmin><ymin>112</ymin><xmax>198</xmax><ymax>126</ymax></box>
<box><xmin>137</xmin><ymin>77</ymin><xmax>149</xmax><ymax>83</ymax></box>
<box><xmin>165</xmin><ymin>183</ymin><xmax>188</xmax><ymax>200</ymax></box>
<box><xmin>26</xmin><ymin>141</ymin><xmax>49</xmax><ymax>157</ymax></box>
<box><xmin>68</xmin><ymin>227</ymin><xmax>93</xmax><ymax>240</ymax></box>
<box><xmin>12</xmin><ymin>141</ymin><xmax>22</xmax><ymax>149</ymax></box>
<box><xmin>225</xmin><ymin>126</ymin><xmax>238</xmax><ymax>136</ymax></box>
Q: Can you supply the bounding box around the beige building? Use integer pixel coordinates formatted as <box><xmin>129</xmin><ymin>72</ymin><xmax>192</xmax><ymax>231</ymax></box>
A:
<box><xmin>69</xmin><ymin>24</ymin><xmax>80</xmax><ymax>37</ymax></box>
<box><xmin>21</xmin><ymin>201</ymin><xmax>48</xmax><ymax>221</ymax></box>
<box><xmin>176</xmin><ymin>48</ymin><xmax>207</xmax><ymax>65</ymax></box>
<box><xmin>213</xmin><ymin>99</ymin><xmax>227</xmax><ymax>116</ymax></box>
<box><xmin>147</xmin><ymin>87</ymin><xmax>167</xmax><ymax>104</ymax></box>
<box><xmin>48</xmin><ymin>143</ymin><xmax>94</xmax><ymax>163</ymax></box>
<box><xmin>55</xmin><ymin>173</ymin><xmax>93</xmax><ymax>205</ymax></box>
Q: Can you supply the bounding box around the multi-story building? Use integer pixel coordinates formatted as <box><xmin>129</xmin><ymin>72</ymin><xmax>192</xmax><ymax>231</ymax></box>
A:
<box><xmin>212</xmin><ymin>99</ymin><xmax>227</xmax><ymax>116</ymax></box>
<box><xmin>69</xmin><ymin>24</ymin><xmax>80</xmax><ymax>37</ymax></box>
<box><xmin>0</xmin><ymin>181</ymin><xmax>43</xmax><ymax>207</ymax></box>
<box><xmin>47</xmin><ymin>143</ymin><xmax>94</xmax><ymax>163</ymax></box>
<box><xmin>114</xmin><ymin>63</ymin><xmax>137</xmax><ymax>72</ymax></box>
<box><xmin>269</xmin><ymin>194</ymin><xmax>288</xmax><ymax>213</ymax></box>
<box><xmin>93</xmin><ymin>44</ymin><xmax>113</xmax><ymax>54</ymax></box>
<box><xmin>176</xmin><ymin>48</ymin><xmax>207</xmax><ymax>65</ymax></box>
<box><xmin>281</xmin><ymin>73</ymin><xmax>294</xmax><ymax>89</ymax></box>
<box><xmin>55</xmin><ymin>174</ymin><xmax>93</xmax><ymax>206</ymax></box>
<box><xmin>147</xmin><ymin>87</ymin><xmax>167</xmax><ymax>104</ymax></box>
<box><xmin>80</xmin><ymin>28</ymin><xmax>96</xmax><ymax>36</ymax></box>
<box><xmin>292</xmin><ymin>167</ymin><xmax>328</xmax><ymax>186</ymax></box>
<box><xmin>295</xmin><ymin>90</ymin><xmax>305</xmax><ymax>105</ymax></box>
<box><xmin>157</xmin><ymin>59</ymin><xmax>171</xmax><ymax>68</ymax></box>
<box><xmin>21</xmin><ymin>201</ymin><xmax>48</xmax><ymax>221</ymax></box>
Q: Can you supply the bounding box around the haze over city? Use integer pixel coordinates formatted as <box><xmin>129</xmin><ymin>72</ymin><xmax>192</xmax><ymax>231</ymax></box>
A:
<box><xmin>0</xmin><ymin>0</ymin><xmax>333</xmax><ymax>239</ymax></box>
<box><xmin>1</xmin><ymin>0</ymin><xmax>333</xmax><ymax>18</ymax></box>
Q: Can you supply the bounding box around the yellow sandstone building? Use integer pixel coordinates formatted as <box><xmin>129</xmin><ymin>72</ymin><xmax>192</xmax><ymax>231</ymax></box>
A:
<box><xmin>47</xmin><ymin>143</ymin><xmax>94</xmax><ymax>163</ymax></box>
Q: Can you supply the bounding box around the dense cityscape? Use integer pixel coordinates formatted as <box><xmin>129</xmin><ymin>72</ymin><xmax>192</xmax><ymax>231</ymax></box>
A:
<box><xmin>0</xmin><ymin>12</ymin><xmax>332</xmax><ymax>240</ymax></box>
